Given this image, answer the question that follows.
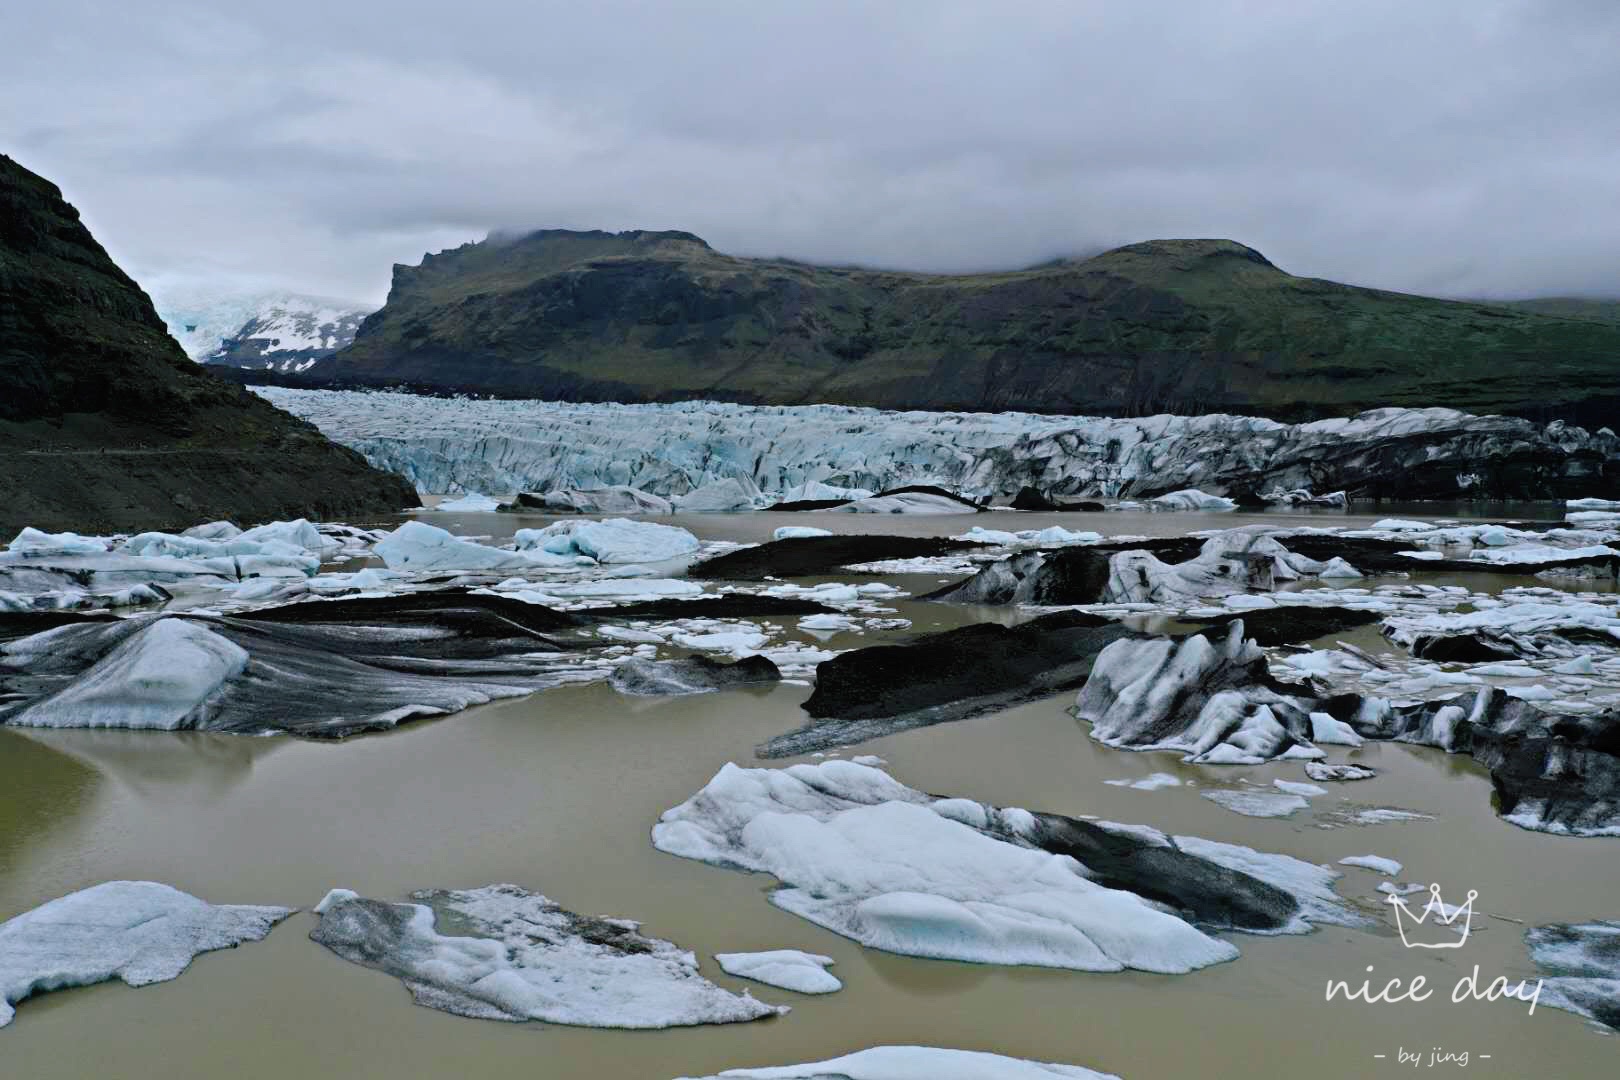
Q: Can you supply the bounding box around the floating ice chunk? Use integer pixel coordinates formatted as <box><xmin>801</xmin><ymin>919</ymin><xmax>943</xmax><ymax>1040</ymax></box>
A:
<box><xmin>1522</xmin><ymin>919</ymin><xmax>1620</xmax><ymax>1033</ymax></box>
<box><xmin>1469</xmin><ymin>662</ymin><xmax>1541</xmax><ymax>677</ymax></box>
<box><xmin>309</xmin><ymin>884</ymin><xmax>784</xmax><ymax>1028</ymax></box>
<box><xmin>676</xmin><ymin>1045</ymin><xmax>1119</xmax><ymax>1079</ymax></box>
<box><xmin>1202</xmin><ymin>789</ymin><xmax>1310</xmax><ymax>818</ymax></box>
<box><xmin>314</xmin><ymin>888</ymin><xmax>359</xmax><ymax>913</ymax></box>
<box><xmin>654</xmin><ymin>763</ymin><xmax>1239</xmax><ymax>974</ymax></box>
<box><xmin>1568</xmin><ymin>498</ymin><xmax>1620</xmax><ymax>510</ymax></box>
<box><xmin>1145</xmin><ymin>489</ymin><xmax>1237</xmax><ymax>511</ymax></box>
<box><xmin>798</xmin><ymin>613</ymin><xmax>860</xmax><ymax>635</ymax></box>
<box><xmin>714</xmin><ymin>950</ymin><xmax>841</xmax><ymax>994</ymax></box>
<box><xmin>1469</xmin><ymin>544</ymin><xmax>1618</xmax><ymax>565</ymax></box>
<box><xmin>1309</xmin><ymin>712</ymin><xmax>1365</xmax><ymax>746</ymax></box>
<box><xmin>434</xmin><ymin>492</ymin><xmax>504</xmax><ymax>512</ymax></box>
<box><xmin>6</xmin><ymin>528</ymin><xmax>111</xmax><ymax>556</ymax></box>
<box><xmin>1305</xmin><ymin>761</ymin><xmax>1377</xmax><ymax>782</ymax></box>
<box><xmin>852</xmin><ymin>755</ymin><xmax>888</xmax><ymax>767</ymax></box>
<box><xmin>671</xmin><ymin>629</ymin><xmax>771</xmax><ymax>655</ymax></box>
<box><xmin>1505</xmin><ymin>685</ymin><xmax>1557</xmax><ymax>700</ymax></box>
<box><xmin>1317</xmin><ymin>557</ymin><xmax>1364</xmax><ymax>579</ymax></box>
<box><xmin>8</xmin><ymin>618</ymin><xmax>247</xmax><ymax>730</ymax></box>
<box><xmin>1376</xmin><ymin>882</ymin><xmax>1427</xmax><ymax>898</ymax></box>
<box><xmin>1338</xmin><ymin>855</ymin><xmax>1403</xmax><ymax>875</ymax></box>
<box><xmin>1078</xmin><ymin>624</ymin><xmax>1317</xmax><ymax>765</ymax></box>
<box><xmin>0</xmin><ymin>881</ymin><xmax>291</xmax><ymax>1028</ymax></box>
<box><xmin>780</xmin><ymin>481</ymin><xmax>874</xmax><ymax>503</ymax></box>
<box><xmin>954</xmin><ymin>526</ymin><xmax>1101</xmax><ymax>547</ymax></box>
<box><xmin>1103</xmin><ymin>773</ymin><xmax>1183</xmax><ymax>791</ymax></box>
<box><xmin>181</xmin><ymin>520</ymin><xmax>242</xmax><ymax>541</ymax></box>
<box><xmin>676</xmin><ymin>478</ymin><xmax>763</xmax><ymax>512</ymax></box>
<box><xmin>374</xmin><ymin>521</ymin><xmax>542</xmax><ymax>572</ymax></box>
<box><xmin>1372</xmin><ymin>519</ymin><xmax>1436</xmax><ymax>532</ymax></box>
<box><xmin>1274</xmin><ymin>779</ymin><xmax>1327</xmax><ymax>797</ymax></box>
<box><xmin>1397</xmin><ymin>550</ymin><xmax>1445</xmax><ymax>561</ymax></box>
<box><xmin>514</xmin><ymin>518</ymin><xmax>699</xmax><ymax>563</ymax></box>
<box><xmin>772</xmin><ymin>526</ymin><xmax>833</xmax><ymax>540</ymax></box>
<box><xmin>1553</xmin><ymin>655</ymin><xmax>1597</xmax><ymax>675</ymax></box>
<box><xmin>824</xmin><ymin>491</ymin><xmax>977</xmax><ymax>514</ymax></box>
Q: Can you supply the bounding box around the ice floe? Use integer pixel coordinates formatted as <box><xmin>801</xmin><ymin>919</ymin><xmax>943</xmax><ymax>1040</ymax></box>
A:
<box><xmin>654</xmin><ymin>761</ymin><xmax>1359</xmax><ymax>976</ymax></box>
<box><xmin>0</xmin><ymin>881</ymin><xmax>290</xmax><ymax>1028</ymax></box>
<box><xmin>514</xmin><ymin>518</ymin><xmax>700</xmax><ymax>564</ymax></box>
<box><xmin>1338</xmin><ymin>855</ymin><xmax>1403</xmax><ymax>875</ymax></box>
<box><xmin>432</xmin><ymin>492</ymin><xmax>505</xmax><ymax>512</ymax></box>
<box><xmin>713</xmin><ymin>950</ymin><xmax>841</xmax><ymax>994</ymax></box>
<box><xmin>308</xmin><ymin>884</ymin><xmax>784</xmax><ymax>1028</ymax></box>
<box><xmin>676</xmin><ymin>1046</ymin><xmax>1119</xmax><ymax>1079</ymax></box>
<box><xmin>1522</xmin><ymin>919</ymin><xmax>1620</xmax><ymax>1033</ymax></box>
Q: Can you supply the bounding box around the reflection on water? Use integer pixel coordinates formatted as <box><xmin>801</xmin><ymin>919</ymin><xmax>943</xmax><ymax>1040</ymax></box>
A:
<box><xmin>4</xmin><ymin>729</ymin><xmax>284</xmax><ymax>800</ymax></box>
<box><xmin>0</xmin><ymin>731</ymin><xmax>98</xmax><ymax>877</ymax></box>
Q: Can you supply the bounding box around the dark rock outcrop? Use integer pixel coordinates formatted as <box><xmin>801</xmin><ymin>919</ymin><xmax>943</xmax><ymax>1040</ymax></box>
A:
<box><xmin>0</xmin><ymin>154</ymin><xmax>418</xmax><ymax>534</ymax></box>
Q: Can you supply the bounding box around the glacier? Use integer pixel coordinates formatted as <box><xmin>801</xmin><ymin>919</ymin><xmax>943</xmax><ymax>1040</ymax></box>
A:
<box><xmin>254</xmin><ymin>388</ymin><xmax>1620</xmax><ymax>502</ymax></box>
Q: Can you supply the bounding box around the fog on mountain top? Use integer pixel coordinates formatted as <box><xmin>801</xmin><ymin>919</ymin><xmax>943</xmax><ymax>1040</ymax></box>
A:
<box><xmin>4</xmin><ymin>0</ymin><xmax>1618</xmax><ymax>303</ymax></box>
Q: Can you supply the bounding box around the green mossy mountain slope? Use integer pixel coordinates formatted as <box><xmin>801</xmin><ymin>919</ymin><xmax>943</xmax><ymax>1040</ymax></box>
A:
<box><xmin>250</xmin><ymin>229</ymin><xmax>1620</xmax><ymax>423</ymax></box>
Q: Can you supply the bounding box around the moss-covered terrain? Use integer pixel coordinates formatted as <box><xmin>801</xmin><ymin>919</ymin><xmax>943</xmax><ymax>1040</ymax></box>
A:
<box><xmin>241</xmin><ymin>229</ymin><xmax>1620</xmax><ymax>424</ymax></box>
<box><xmin>0</xmin><ymin>154</ymin><xmax>418</xmax><ymax>533</ymax></box>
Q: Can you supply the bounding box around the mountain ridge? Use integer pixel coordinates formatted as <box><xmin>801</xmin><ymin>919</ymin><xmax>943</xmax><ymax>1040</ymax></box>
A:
<box><xmin>231</xmin><ymin>227</ymin><xmax>1620</xmax><ymax>425</ymax></box>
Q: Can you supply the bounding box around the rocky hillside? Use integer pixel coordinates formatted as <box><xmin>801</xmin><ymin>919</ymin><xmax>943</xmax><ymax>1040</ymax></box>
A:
<box><xmin>0</xmin><ymin>154</ymin><xmax>418</xmax><ymax>534</ymax></box>
<box><xmin>236</xmin><ymin>229</ymin><xmax>1620</xmax><ymax>424</ymax></box>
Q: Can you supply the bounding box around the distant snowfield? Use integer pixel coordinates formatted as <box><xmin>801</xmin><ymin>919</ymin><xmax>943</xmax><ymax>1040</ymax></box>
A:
<box><xmin>255</xmin><ymin>387</ymin><xmax>1620</xmax><ymax>502</ymax></box>
<box><xmin>154</xmin><ymin>291</ymin><xmax>372</xmax><ymax>365</ymax></box>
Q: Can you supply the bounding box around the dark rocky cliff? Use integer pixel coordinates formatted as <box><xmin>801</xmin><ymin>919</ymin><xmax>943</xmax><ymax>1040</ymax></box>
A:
<box><xmin>0</xmin><ymin>154</ymin><xmax>418</xmax><ymax>533</ymax></box>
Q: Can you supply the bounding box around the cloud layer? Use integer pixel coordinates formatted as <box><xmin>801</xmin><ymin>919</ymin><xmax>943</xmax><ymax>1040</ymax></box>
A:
<box><xmin>6</xmin><ymin>1</ymin><xmax>1618</xmax><ymax>304</ymax></box>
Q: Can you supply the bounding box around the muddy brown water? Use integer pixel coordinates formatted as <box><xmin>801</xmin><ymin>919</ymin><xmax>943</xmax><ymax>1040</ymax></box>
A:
<box><xmin>2</xmin><ymin>509</ymin><xmax>1616</xmax><ymax>1078</ymax></box>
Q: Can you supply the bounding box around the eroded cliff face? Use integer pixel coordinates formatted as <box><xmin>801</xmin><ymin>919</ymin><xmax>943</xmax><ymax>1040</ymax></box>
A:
<box><xmin>239</xmin><ymin>228</ymin><xmax>1620</xmax><ymax>425</ymax></box>
<box><xmin>0</xmin><ymin>154</ymin><xmax>417</xmax><ymax>533</ymax></box>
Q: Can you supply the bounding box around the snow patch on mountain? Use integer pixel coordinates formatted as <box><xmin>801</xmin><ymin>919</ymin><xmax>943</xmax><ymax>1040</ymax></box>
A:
<box><xmin>154</xmin><ymin>290</ymin><xmax>372</xmax><ymax>369</ymax></box>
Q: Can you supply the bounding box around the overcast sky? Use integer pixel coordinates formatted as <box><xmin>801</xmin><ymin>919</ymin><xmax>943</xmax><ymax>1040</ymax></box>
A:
<box><xmin>6</xmin><ymin>1</ymin><xmax>1618</xmax><ymax>306</ymax></box>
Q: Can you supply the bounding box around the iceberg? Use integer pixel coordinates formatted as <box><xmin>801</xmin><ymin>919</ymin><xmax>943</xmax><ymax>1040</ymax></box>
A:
<box><xmin>433</xmin><ymin>492</ymin><xmax>504</xmax><ymax>512</ymax></box>
<box><xmin>514</xmin><ymin>518</ymin><xmax>700</xmax><ymax>564</ymax></box>
<box><xmin>1338</xmin><ymin>855</ymin><xmax>1403</xmax><ymax>875</ymax></box>
<box><xmin>713</xmin><ymin>950</ymin><xmax>841</xmax><ymax>994</ymax></box>
<box><xmin>772</xmin><ymin>526</ymin><xmax>833</xmax><ymax>540</ymax></box>
<box><xmin>373</xmin><ymin>520</ymin><xmax>559</xmax><ymax>572</ymax></box>
<box><xmin>0</xmin><ymin>881</ymin><xmax>291</xmax><ymax>1028</ymax></box>
<box><xmin>654</xmin><ymin>761</ymin><xmax>1359</xmax><ymax>975</ymax></box>
<box><xmin>7</xmin><ymin>618</ymin><xmax>248</xmax><ymax>730</ymax></box>
<box><xmin>676</xmin><ymin>1046</ymin><xmax>1118</xmax><ymax>1079</ymax></box>
<box><xmin>308</xmin><ymin>884</ymin><xmax>784</xmax><ymax>1028</ymax></box>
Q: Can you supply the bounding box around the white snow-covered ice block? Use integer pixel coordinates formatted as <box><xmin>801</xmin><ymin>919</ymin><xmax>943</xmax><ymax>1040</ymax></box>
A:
<box><xmin>0</xmin><ymin>881</ymin><xmax>291</xmax><ymax>1028</ymax></box>
<box><xmin>714</xmin><ymin>950</ymin><xmax>841</xmax><ymax>994</ymax></box>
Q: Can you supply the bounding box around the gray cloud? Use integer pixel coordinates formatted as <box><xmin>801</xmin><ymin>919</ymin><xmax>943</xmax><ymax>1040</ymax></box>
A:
<box><xmin>5</xmin><ymin>0</ymin><xmax>1618</xmax><ymax>305</ymax></box>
